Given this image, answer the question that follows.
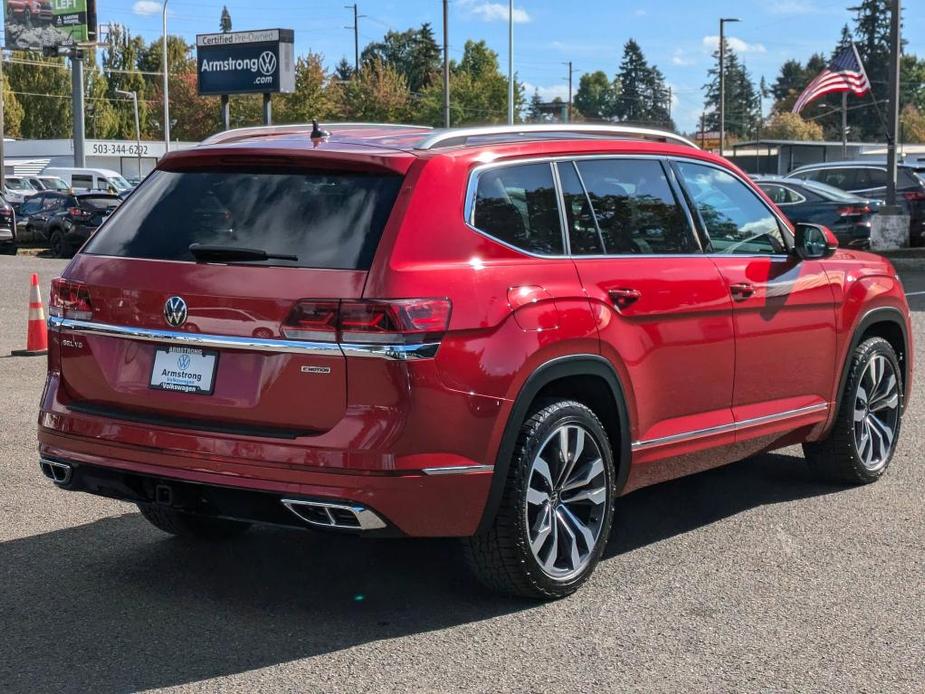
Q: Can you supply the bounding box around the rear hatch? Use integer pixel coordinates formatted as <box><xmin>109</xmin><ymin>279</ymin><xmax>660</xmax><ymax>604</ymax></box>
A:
<box><xmin>75</xmin><ymin>194</ymin><xmax>121</xmax><ymax>227</ymax></box>
<box><xmin>53</xmin><ymin>154</ymin><xmax>408</xmax><ymax>436</ymax></box>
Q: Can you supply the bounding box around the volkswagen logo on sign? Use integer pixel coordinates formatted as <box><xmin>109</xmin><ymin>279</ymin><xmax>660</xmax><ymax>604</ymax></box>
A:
<box><xmin>177</xmin><ymin>353</ymin><xmax>192</xmax><ymax>370</ymax></box>
<box><xmin>258</xmin><ymin>51</ymin><xmax>277</xmax><ymax>76</ymax></box>
<box><xmin>164</xmin><ymin>296</ymin><xmax>188</xmax><ymax>328</ymax></box>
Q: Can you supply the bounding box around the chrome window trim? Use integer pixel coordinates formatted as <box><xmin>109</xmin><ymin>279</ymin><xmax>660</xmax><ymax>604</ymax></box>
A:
<box><xmin>631</xmin><ymin>402</ymin><xmax>829</xmax><ymax>452</ymax></box>
<box><xmin>464</xmin><ymin>153</ymin><xmax>796</xmax><ymax>261</ymax></box>
<box><xmin>48</xmin><ymin>316</ymin><xmax>439</xmax><ymax>361</ymax></box>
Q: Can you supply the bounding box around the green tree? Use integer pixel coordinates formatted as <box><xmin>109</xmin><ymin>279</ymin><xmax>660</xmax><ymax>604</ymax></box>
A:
<box><xmin>103</xmin><ymin>25</ymin><xmax>152</xmax><ymax>138</ymax></box>
<box><xmin>333</xmin><ymin>58</ymin><xmax>411</xmax><ymax>122</ymax></box>
<box><xmin>527</xmin><ymin>89</ymin><xmax>544</xmax><ymax>122</ymax></box>
<box><xmin>333</xmin><ymin>57</ymin><xmax>354</xmax><ymax>83</ymax></box>
<box><xmin>573</xmin><ymin>70</ymin><xmax>616</xmax><ymax>121</ymax></box>
<box><xmin>275</xmin><ymin>54</ymin><xmax>334</xmax><ymax>124</ymax></box>
<box><xmin>360</xmin><ymin>23</ymin><xmax>441</xmax><ymax>94</ymax></box>
<box><xmin>613</xmin><ymin>40</ymin><xmax>671</xmax><ymax>127</ymax></box>
<box><xmin>762</xmin><ymin>112</ymin><xmax>824</xmax><ymax>140</ymax></box>
<box><xmin>2</xmin><ymin>73</ymin><xmax>24</xmax><ymax>139</ymax></box>
<box><xmin>6</xmin><ymin>55</ymin><xmax>72</xmax><ymax>138</ymax></box>
<box><xmin>703</xmin><ymin>41</ymin><xmax>761</xmax><ymax>139</ymax></box>
<box><xmin>220</xmin><ymin>6</ymin><xmax>232</xmax><ymax>33</ymax></box>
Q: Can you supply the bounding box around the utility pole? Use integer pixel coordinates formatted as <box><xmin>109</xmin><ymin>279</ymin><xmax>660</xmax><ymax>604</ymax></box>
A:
<box><xmin>443</xmin><ymin>0</ymin><xmax>450</xmax><ymax>128</ymax></box>
<box><xmin>346</xmin><ymin>4</ymin><xmax>363</xmax><ymax>72</ymax></box>
<box><xmin>71</xmin><ymin>49</ymin><xmax>86</xmax><ymax>168</ymax></box>
<box><xmin>719</xmin><ymin>17</ymin><xmax>740</xmax><ymax>156</ymax></box>
<box><xmin>563</xmin><ymin>61</ymin><xmax>574</xmax><ymax>123</ymax></box>
<box><xmin>162</xmin><ymin>0</ymin><xmax>170</xmax><ymax>152</ymax></box>
<box><xmin>507</xmin><ymin>0</ymin><xmax>514</xmax><ymax>125</ymax></box>
<box><xmin>116</xmin><ymin>89</ymin><xmax>142</xmax><ymax>179</ymax></box>
<box><xmin>841</xmin><ymin>91</ymin><xmax>848</xmax><ymax>158</ymax></box>
<box><xmin>885</xmin><ymin>0</ymin><xmax>901</xmax><ymax>211</ymax></box>
<box><xmin>700</xmin><ymin>112</ymin><xmax>706</xmax><ymax>149</ymax></box>
<box><xmin>667</xmin><ymin>85</ymin><xmax>672</xmax><ymax>126</ymax></box>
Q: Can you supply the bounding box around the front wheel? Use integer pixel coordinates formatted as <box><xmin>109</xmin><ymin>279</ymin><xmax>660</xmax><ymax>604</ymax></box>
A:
<box><xmin>804</xmin><ymin>337</ymin><xmax>903</xmax><ymax>484</ymax></box>
<box><xmin>464</xmin><ymin>400</ymin><xmax>616</xmax><ymax>599</ymax></box>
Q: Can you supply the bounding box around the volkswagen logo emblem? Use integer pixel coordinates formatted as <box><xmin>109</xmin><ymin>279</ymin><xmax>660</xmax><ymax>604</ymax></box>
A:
<box><xmin>177</xmin><ymin>353</ymin><xmax>191</xmax><ymax>370</ymax></box>
<box><xmin>258</xmin><ymin>51</ymin><xmax>277</xmax><ymax>76</ymax></box>
<box><xmin>164</xmin><ymin>296</ymin><xmax>188</xmax><ymax>328</ymax></box>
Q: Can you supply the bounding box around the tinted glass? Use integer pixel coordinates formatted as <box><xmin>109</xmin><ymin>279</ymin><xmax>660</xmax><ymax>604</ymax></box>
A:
<box><xmin>759</xmin><ymin>183</ymin><xmax>802</xmax><ymax>205</ymax></box>
<box><xmin>855</xmin><ymin>168</ymin><xmax>886</xmax><ymax>189</ymax></box>
<box><xmin>42</xmin><ymin>195</ymin><xmax>66</xmax><ymax>210</ymax></box>
<box><xmin>84</xmin><ymin>169</ymin><xmax>403</xmax><ymax>269</ymax></box>
<box><xmin>676</xmin><ymin>161</ymin><xmax>787</xmax><ymax>255</ymax></box>
<box><xmin>473</xmin><ymin>163</ymin><xmax>563</xmax><ymax>255</ymax></box>
<box><xmin>796</xmin><ymin>179</ymin><xmax>862</xmax><ymax>202</ymax></box>
<box><xmin>557</xmin><ymin>161</ymin><xmax>604</xmax><ymax>255</ymax></box>
<box><xmin>576</xmin><ymin>159</ymin><xmax>695</xmax><ymax>254</ymax></box>
<box><xmin>71</xmin><ymin>175</ymin><xmax>94</xmax><ymax>190</ymax></box>
<box><xmin>19</xmin><ymin>197</ymin><xmax>43</xmax><ymax>215</ymax></box>
<box><xmin>815</xmin><ymin>168</ymin><xmax>858</xmax><ymax>190</ymax></box>
<box><xmin>79</xmin><ymin>196</ymin><xmax>121</xmax><ymax>211</ymax></box>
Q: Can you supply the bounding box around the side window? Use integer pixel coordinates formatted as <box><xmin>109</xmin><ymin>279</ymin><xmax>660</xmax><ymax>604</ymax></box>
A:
<box><xmin>758</xmin><ymin>184</ymin><xmax>791</xmax><ymax>205</ymax></box>
<box><xmin>817</xmin><ymin>168</ymin><xmax>857</xmax><ymax>190</ymax></box>
<box><xmin>856</xmin><ymin>168</ymin><xmax>886</xmax><ymax>189</ymax></box>
<box><xmin>472</xmin><ymin>163</ymin><xmax>563</xmax><ymax>255</ymax></box>
<box><xmin>42</xmin><ymin>195</ymin><xmax>64</xmax><ymax>210</ymax></box>
<box><xmin>675</xmin><ymin>161</ymin><xmax>787</xmax><ymax>255</ymax></box>
<box><xmin>557</xmin><ymin>161</ymin><xmax>604</xmax><ymax>254</ymax></box>
<box><xmin>574</xmin><ymin>158</ymin><xmax>697</xmax><ymax>255</ymax></box>
<box><xmin>71</xmin><ymin>175</ymin><xmax>93</xmax><ymax>190</ymax></box>
<box><xmin>20</xmin><ymin>197</ymin><xmax>43</xmax><ymax>215</ymax></box>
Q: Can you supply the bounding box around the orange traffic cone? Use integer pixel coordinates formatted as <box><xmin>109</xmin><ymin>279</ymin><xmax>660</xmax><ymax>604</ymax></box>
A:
<box><xmin>11</xmin><ymin>273</ymin><xmax>48</xmax><ymax>357</ymax></box>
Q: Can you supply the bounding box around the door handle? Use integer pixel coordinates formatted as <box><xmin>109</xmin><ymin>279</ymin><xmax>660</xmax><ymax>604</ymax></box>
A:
<box><xmin>609</xmin><ymin>288</ymin><xmax>642</xmax><ymax>309</ymax></box>
<box><xmin>730</xmin><ymin>283</ymin><xmax>755</xmax><ymax>300</ymax></box>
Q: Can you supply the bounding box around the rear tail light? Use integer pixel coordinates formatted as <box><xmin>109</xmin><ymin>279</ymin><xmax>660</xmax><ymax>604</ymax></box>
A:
<box><xmin>49</xmin><ymin>278</ymin><xmax>93</xmax><ymax>321</ymax></box>
<box><xmin>902</xmin><ymin>190</ymin><xmax>925</xmax><ymax>202</ymax></box>
<box><xmin>837</xmin><ymin>205</ymin><xmax>871</xmax><ymax>216</ymax></box>
<box><xmin>68</xmin><ymin>207</ymin><xmax>92</xmax><ymax>221</ymax></box>
<box><xmin>282</xmin><ymin>299</ymin><xmax>451</xmax><ymax>345</ymax></box>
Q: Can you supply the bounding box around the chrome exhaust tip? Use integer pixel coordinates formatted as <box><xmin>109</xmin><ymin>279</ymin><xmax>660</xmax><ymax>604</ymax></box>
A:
<box><xmin>281</xmin><ymin>499</ymin><xmax>386</xmax><ymax>531</ymax></box>
<box><xmin>39</xmin><ymin>458</ymin><xmax>72</xmax><ymax>485</ymax></box>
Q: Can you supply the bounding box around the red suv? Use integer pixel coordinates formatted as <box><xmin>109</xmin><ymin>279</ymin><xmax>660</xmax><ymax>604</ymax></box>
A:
<box><xmin>38</xmin><ymin>123</ymin><xmax>912</xmax><ymax>599</ymax></box>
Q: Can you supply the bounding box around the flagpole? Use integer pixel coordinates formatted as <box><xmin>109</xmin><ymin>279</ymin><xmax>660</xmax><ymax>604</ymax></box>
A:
<box><xmin>841</xmin><ymin>92</ymin><xmax>848</xmax><ymax>158</ymax></box>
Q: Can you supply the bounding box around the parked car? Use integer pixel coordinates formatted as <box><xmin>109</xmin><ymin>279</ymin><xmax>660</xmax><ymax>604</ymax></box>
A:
<box><xmin>25</xmin><ymin>175</ymin><xmax>71</xmax><ymax>192</ymax></box>
<box><xmin>3</xmin><ymin>176</ymin><xmax>39</xmax><ymax>207</ymax></box>
<box><xmin>43</xmin><ymin>167</ymin><xmax>134</xmax><ymax>198</ymax></box>
<box><xmin>754</xmin><ymin>176</ymin><xmax>877</xmax><ymax>249</ymax></box>
<box><xmin>38</xmin><ymin>123</ymin><xmax>912</xmax><ymax>599</ymax></box>
<box><xmin>6</xmin><ymin>0</ymin><xmax>53</xmax><ymax>24</ymax></box>
<box><xmin>15</xmin><ymin>191</ymin><xmax>121</xmax><ymax>257</ymax></box>
<box><xmin>788</xmin><ymin>160</ymin><xmax>925</xmax><ymax>246</ymax></box>
<box><xmin>0</xmin><ymin>195</ymin><xmax>16</xmax><ymax>255</ymax></box>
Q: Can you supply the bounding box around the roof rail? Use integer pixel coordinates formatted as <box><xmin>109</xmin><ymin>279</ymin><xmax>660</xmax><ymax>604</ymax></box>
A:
<box><xmin>414</xmin><ymin>124</ymin><xmax>698</xmax><ymax>150</ymax></box>
<box><xmin>202</xmin><ymin>122</ymin><xmax>433</xmax><ymax>146</ymax></box>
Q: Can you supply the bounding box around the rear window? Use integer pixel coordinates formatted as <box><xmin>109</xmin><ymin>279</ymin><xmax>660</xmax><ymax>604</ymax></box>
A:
<box><xmin>84</xmin><ymin>169</ymin><xmax>403</xmax><ymax>269</ymax></box>
<box><xmin>78</xmin><ymin>196</ymin><xmax>121</xmax><ymax>210</ymax></box>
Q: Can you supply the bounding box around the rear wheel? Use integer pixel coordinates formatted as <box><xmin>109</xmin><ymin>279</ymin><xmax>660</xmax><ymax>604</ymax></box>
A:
<box><xmin>804</xmin><ymin>337</ymin><xmax>903</xmax><ymax>484</ymax></box>
<box><xmin>137</xmin><ymin>503</ymin><xmax>252</xmax><ymax>540</ymax></box>
<box><xmin>464</xmin><ymin>400</ymin><xmax>616</xmax><ymax>599</ymax></box>
<box><xmin>49</xmin><ymin>230</ymin><xmax>69</xmax><ymax>258</ymax></box>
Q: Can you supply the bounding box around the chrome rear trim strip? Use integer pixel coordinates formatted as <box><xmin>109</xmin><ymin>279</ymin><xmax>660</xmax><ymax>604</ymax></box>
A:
<box><xmin>48</xmin><ymin>316</ymin><xmax>439</xmax><ymax>360</ymax></box>
<box><xmin>631</xmin><ymin>403</ymin><xmax>829</xmax><ymax>452</ymax></box>
<box><xmin>421</xmin><ymin>464</ymin><xmax>494</xmax><ymax>476</ymax></box>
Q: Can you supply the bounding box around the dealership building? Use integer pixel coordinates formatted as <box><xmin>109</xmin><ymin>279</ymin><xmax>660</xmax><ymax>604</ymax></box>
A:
<box><xmin>1</xmin><ymin>138</ymin><xmax>196</xmax><ymax>179</ymax></box>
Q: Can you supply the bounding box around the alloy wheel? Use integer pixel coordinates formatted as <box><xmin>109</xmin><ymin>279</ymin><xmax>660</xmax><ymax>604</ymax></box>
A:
<box><xmin>525</xmin><ymin>423</ymin><xmax>608</xmax><ymax>580</ymax></box>
<box><xmin>853</xmin><ymin>354</ymin><xmax>900</xmax><ymax>471</ymax></box>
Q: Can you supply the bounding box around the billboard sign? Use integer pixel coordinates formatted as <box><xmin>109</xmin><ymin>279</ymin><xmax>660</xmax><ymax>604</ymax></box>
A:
<box><xmin>196</xmin><ymin>29</ymin><xmax>295</xmax><ymax>96</ymax></box>
<box><xmin>4</xmin><ymin>0</ymin><xmax>97</xmax><ymax>51</ymax></box>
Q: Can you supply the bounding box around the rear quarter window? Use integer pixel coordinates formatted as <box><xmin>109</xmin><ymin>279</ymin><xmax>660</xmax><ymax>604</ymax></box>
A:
<box><xmin>83</xmin><ymin>169</ymin><xmax>403</xmax><ymax>270</ymax></box>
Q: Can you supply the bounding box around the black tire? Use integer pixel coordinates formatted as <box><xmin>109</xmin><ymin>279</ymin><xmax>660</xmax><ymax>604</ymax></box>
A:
<box><xmin>49</xmin><ymin>230</ymin><xmax>69</xmax><ymax>258</ymax></box>
<box><xmin>803</xmin><ymin>337</ymin><xmax>904</xmax><ymax>484</ymax></box>
<box><xmin>464</xmin><ymin>400</ymin><xmax>617</xmax><ymax>600</ymax></box>
<box><xmin>137</xmin><ymin>503</ymin><xmax>252</xmax><ymax>540</ymax></box>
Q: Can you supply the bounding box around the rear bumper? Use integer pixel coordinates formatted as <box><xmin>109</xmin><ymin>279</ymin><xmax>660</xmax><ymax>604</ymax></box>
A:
<box><xmin>38</xmin><ymin>429</ymin><xmax>494</xmax><ymax>536</ymax></box>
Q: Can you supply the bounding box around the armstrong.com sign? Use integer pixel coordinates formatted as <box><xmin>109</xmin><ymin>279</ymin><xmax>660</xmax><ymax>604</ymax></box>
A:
<box><xmin>196</xmin><ymin>29</ymin><xmax>295</xmax><ymax>96</ymax></box>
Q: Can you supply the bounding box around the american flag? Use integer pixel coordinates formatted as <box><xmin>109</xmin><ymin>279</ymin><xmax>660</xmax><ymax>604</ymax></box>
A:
<box><xmin>792</xmin><ymin>44</ymin><xmax>871</xmax><ymax>114</ymax></box>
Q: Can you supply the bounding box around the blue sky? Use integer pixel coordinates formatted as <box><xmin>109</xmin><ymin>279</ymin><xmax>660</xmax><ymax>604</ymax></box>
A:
<box><xmin>113</xmin><ymin>0</ymin><xmax>925</xmax><ymax>132</ymax></box>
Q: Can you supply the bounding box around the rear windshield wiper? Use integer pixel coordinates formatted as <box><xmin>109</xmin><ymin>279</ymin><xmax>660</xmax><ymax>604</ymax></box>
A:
<box><xmin>188</xmin><ymin>243</ymin><xmax>298</xmax><ymax>263</ymax></box>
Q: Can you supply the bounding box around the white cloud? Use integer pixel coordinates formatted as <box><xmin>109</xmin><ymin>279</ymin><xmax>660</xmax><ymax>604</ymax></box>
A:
<box><xmin>459</xmin><ymin>1</ymin><xmax>531</xmax><ymax>23</ymax></box>
<box><xmin>522</xmin><ymin>82</ymin><xmax>570</xmax><ymax>102</ymax></box>
<box><xmin>702</xmin><ymin>35</ymin><xmax>767</xmax><ymax>54</ymax></box>
<box><xmin>672</xmin><ymin>49</ymin><xmax>694</xmax><ymax>66</ymax></box>
<box><xmin>132</xmin><ymin>0</ymin><xmax>161</xmax><ymax>16</ymax></box>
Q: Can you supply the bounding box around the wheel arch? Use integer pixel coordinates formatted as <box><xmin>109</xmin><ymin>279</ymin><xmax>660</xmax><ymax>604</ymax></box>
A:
<box><xmin>476</xmin><ymin>354</ymin><xmax>631</xmax><ymax>534</ymax></box>
<box><xmin>836</xmin><ymin>306</ymin><xmax>910</xmax><ymax>419</ymax></box>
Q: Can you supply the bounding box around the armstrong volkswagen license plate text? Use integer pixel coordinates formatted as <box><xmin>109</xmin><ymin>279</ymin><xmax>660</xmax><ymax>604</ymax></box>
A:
<box><xmin>149</xmin><ymin>346</ymin><xmax>218</xmax><ymax>395</ymax></box>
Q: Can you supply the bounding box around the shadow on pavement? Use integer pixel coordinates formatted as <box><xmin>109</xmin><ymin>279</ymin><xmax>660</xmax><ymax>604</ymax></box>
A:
<box><xmin>0</xmin><ymin>451</ymin><xmax>840</xmax><ymax>692</ymax></box>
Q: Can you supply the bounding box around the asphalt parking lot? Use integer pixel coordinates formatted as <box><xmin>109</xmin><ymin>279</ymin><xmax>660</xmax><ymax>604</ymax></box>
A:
<box><xmin>0</xmin><ymin>253</ymin><xmax>922</xmax><ymax>693</ymax></box>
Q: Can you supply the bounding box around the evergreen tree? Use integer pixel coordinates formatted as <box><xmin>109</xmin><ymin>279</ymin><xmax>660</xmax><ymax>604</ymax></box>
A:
<box><xmin>275</xmin><ymin>54</ymin><xmax>334</xmax><ymax>124</ymax></box>
<box><xmin>528</xmin><ymin>89</ymin><xmax>544</xmax><ymax>122</ymax></box>
<box><xmin>334</xmin><ymin>58</ymin><xmax>411</xmax><ymax>122</ymax></box>
<box><xmin>1</xmin><ymin>72</ymin><xmax>24</xmax><ymax>139</ymax></box>
<box><xmin>6</xmin><ymin>55</ymin><xmax>72</xmax><ymax>138</ymax></box>
<box><xmin>613</xmin><ymin>40</ymin><xmax>671</xmax><ymax>127</ymax></box>
<box><xmin>334</xmin><ymin>58</ymin><xmax>354</xmax><ymax>83</ymax></box>
<box><xmin>703</xmin><ymin>40</ymin><xmax>761</xmax><ymax>140</ymax></box>
<box><xmin>361</xmin><ymin>23</ymin><xmax>441</xmax><ymax>93</ymax></box>
<box><xmin>220</xmin><ymin>6</ymin><xmax>232</xmax><ymax>34</ymax></box>
<box><xmin>573</xmin><ymin>70</ymin><xmax>616</xmax><ymax>121</ymax></box>
<box><xmin>103</xmin><ymin>25</ymin><xmax>151</xmax><ymax>138</ymax></box>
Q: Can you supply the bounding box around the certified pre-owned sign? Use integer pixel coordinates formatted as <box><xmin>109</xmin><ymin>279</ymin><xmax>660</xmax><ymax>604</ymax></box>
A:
<box><xmin>196</xmin><ymin>29</ymin><xmax>294</xmax><ymax>96</ymax></box>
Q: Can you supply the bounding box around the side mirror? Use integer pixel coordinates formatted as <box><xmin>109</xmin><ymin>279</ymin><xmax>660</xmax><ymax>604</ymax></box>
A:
<box><xmin>793</xmin><ymin>223</ymin><xmax>838</xmax><ymax>260</ymax></box>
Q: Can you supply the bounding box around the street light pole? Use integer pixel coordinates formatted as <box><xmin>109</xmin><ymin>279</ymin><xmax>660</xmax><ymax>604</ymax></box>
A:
<box><xmin>116</xmin><ymin>89</ymin><xmax>142</xmax><ymax>180</ymax></box>
<box><xmin>0</xmin><ymin>48</ymin><xmax>6</xmax><ymax>194</ymax></box>
<box><xmin>162</xmin><ymin>0</ymin><xmax>170</xmax><ymax>153</ymax></box>
<box><xmin>885</xmin><ymin>0</ymin><xmax>901</xmax><ymax>211</ymax></box>
<box><xmin>507</xmin><ymin>0</ymin><xmax>514</xmax><ymax>125</ymax></box>
<box><xmin>719</xmin><ymin>17</ymin><xmax>740</xmax><ymax>155</ymax></box>
<box><xmin>443</xmin><ymin>0</ymin><xmax>450</xmax><ymax>128</ymax></box>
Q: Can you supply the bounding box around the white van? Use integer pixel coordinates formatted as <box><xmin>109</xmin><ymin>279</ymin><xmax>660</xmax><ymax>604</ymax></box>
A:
<box><xmin>43</xmin><ymin>167</ymin><xmax>134</xmax><ymax>196</ymax></box>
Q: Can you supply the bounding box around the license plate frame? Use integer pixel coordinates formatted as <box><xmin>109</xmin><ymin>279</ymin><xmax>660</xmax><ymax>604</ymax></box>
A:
<box><xmin>149</xmin><ymin>346</ymin><xmax>219</xmax><ymax>395</ymax></box>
